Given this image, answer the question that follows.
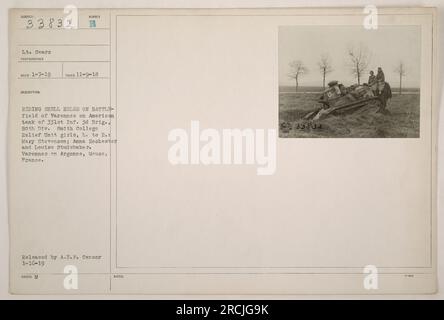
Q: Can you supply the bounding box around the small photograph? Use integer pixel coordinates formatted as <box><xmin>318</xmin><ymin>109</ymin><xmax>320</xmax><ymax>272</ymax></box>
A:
<box><xmin>279</xmin><ymin>26</ymin><xmax>421</xmax><ymax>138</ymax></box>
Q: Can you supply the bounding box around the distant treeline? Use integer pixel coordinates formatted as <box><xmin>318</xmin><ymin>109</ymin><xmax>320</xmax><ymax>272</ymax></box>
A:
<box><xmin>279</xmin><ymin>86</ymin><xmax>420</xmax><ymax>93</ymax></box>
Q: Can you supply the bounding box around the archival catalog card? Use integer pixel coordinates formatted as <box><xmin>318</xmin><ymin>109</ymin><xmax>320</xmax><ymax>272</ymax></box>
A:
<box><xmin>8</xmin><ymin>7</ymin><xmax>438</xmax><ymax>294</ymax></box>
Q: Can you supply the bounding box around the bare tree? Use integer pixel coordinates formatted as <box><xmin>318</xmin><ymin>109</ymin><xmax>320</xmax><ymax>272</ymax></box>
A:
<box><xmin>318</xmin><ymin>54</ymin><xmax>333</xmax><ymax>90</ymax></box>
<box><xmin>288</xmin><ymin>60</ymin><xmax>308</xmax><ymax>92</ymax></box>
<box><xmin>394</xmin><ymin>62</ymin><xmax>406</xmax><ymax>95</ymax></box>
<box><xmin>347</xmin><ymin>43</ymin><xmax>371</xmax><ymax>85</ymax></box>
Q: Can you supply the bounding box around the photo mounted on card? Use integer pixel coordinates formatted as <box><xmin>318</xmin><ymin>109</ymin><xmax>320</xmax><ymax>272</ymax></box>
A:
<box><xmin>8</xmin><ymin>7</ymin><xmax>438</xmax><ymax>295</ymax></box>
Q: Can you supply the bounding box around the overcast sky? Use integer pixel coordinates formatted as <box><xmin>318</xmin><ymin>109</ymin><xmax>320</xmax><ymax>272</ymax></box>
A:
<box><xmin>279</xmin><ymin>26</ymin><xmax>421</xmax><ymax>88</ymax></box>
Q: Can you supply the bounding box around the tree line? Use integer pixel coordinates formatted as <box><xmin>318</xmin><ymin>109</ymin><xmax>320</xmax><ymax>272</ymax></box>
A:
<box><xmin>287</xmin><ymin>43</ymin><xmax>407</xmax><ymax>94</ymax></box>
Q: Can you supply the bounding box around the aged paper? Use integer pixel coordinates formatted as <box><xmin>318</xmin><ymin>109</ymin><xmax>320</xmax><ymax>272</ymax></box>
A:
<box><xmin>8</xmin><ymin>7</ymin><xmax>438</xmax><ymax>294</ymax></box>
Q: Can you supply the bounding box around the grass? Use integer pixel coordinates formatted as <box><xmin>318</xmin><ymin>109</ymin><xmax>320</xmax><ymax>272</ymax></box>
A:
<box><xmin>279</xmin><ymin>92</ymin><xmax>420</xmax><ymax>138</ymax></box>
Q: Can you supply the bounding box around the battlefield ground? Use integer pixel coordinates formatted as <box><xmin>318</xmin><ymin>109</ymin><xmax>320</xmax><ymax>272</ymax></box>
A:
<box><xmin>279</xmin><ymin>86</ymin><xmax>421</xmax><ymax>138</ymax></box>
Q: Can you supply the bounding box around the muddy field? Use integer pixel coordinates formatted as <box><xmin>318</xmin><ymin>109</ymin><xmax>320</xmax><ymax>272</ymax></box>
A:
<box><xmin>279</xmin><ymin>92</ymin><xmax>420</xmax><ymax>138</ymax></box>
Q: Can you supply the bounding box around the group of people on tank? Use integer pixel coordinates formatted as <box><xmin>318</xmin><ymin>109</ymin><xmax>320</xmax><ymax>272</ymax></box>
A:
<box><xmin>368</xmin><ymin>67</ymin><xmax>385</xmax><ymax>96</ymax></box>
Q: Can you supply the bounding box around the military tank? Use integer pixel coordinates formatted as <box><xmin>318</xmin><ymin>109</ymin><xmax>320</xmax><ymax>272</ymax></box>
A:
<box><xmin>303</xmin><ymin>81</ymin><xmax>384</xmax><ymax>121</ymax></box>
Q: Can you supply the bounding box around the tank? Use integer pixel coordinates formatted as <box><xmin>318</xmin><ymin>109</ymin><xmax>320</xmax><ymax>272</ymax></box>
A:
<box><xmin>303</xmin><ymin>81</ymin><xmax>384</xmax><ymax>121</ymax></box>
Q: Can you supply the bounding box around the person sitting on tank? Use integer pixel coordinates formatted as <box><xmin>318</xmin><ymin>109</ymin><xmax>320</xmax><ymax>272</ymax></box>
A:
<box><xmin>368</xmin><ymin>70</ymin><xmax>377</xmax><ymax>95</ymax></box>
<box><xmin>376</xmin><ymin>67</ymin><xmax>386</xmax><ymax>95</ymax></box>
